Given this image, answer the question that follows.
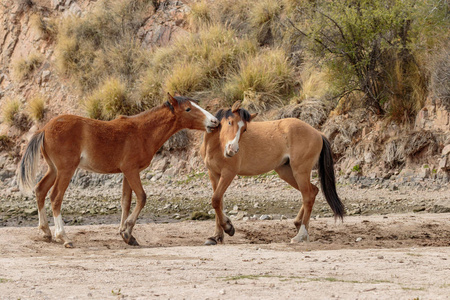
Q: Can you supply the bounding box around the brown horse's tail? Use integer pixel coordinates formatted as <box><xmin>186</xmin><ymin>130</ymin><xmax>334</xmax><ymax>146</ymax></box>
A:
<box><xmin>318</xmin><ymin>135</ymin><xmax>345</xmax><ymax>220</ymax></box>
<box><xmin>18</xmin><ymin>131</ymin><xmax>45</xmax><ymax>195</ymax></box>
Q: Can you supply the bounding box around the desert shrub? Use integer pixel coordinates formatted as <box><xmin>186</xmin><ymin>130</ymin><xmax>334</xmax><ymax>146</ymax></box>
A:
<box><xmin>136</xmin><ymin>69</ymin><xmax>164</xmax><ymax>110</ymax></box>
<box><xmin>249</xmin><ymin>0</ymin><xmax>282</xmax><ymax>45</ymax></box>
<box><xmin>2</xmin><ymin>98</ymin><xmax>21</xmax><ymax>125</ymax></box>
<box><xmin>164</xmin><ymin>62</ymin><xmax>206</xmax><ymax>95</ymax></box>
<box><xmin>188</xmin><ymin>0</ymin><xmax>211</xmax><ymax>30</ymax></box>
<box><xmin>85</xmin><ymin>77</ymin><xmax>131</xmax><ymax>120</ymax></box>
<box><xmin>430</xmin><ymin>42</ymin><xmax>450</xmax><ymax>109</ymax></box>
<box><xmin>27</xmin><ymin>95</ymin><xmax>46</xmax><ymax>122</ymax></box>
<box><xmin>223</xmin><ymin>49</ymin><xmax>296</xmax><ymax>110</ymax></box>
<box><xmin>55</xmin><ymin>0</ymin><xmax>152</xmax><ymax>92</ymax></box>
<box><xmin>1</xmin><ymin>98</ymin><xmax>30</xmax><ymax>130</ymax></box>
<box><xmin>0</xmin><ymin>135</ymin><xmax>13</xmax><ymax>151</ymax></box>
<box><xmin>141</xmin><ymin>24</ymin><xmax>258</xmax><ymax>101</ymax></box>
<box><xmin>12</xmin><ymin>53</ymin><xmax>43</xmax><ymax>81</ymax></box>
<box><xmin>30</xmin><ymin>13</ymin><xmax>57</xmax><ymax>40</ymax></box>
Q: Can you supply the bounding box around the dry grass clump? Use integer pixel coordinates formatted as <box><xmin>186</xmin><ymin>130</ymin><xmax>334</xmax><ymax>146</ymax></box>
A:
<box><xmin>2</xmin><ymin>98</ymin><xmax>21</xmax><ymax>125</ymax></box>
<box><xmin>30</xmin><ymin>13</ymin><xmax>57</xmax><ymax>40</ymax></box>
<box><xmin>1</xmin><ymin>97</ymin><xmax>30</xmax><ymax>130</ymax></box>
<box><xmin>188</xmin><ymin>0</ymin><xmax>211</xmax><ymax>30</ymax></box>
<box><xmin>85</xmin><ymin>77</ymin><xmax>131</xmax><ymax>120</ymax></box>
<box><xmin>55</xmin><ymin>0</ymin><xmax>151</xmax><ymax>92</ymax></box>
<box><xmin>223</xmin><ymin>49</ymin><xmax>295</xmax><ymax>110</ymax></box>
<box><xmin>141</xmin><ymin>24</ymin><xmax>258</xmax><ymax>101</ymax></box>
<box><xmin>164</xmin><ymin>62</ymin><xmax>206</xmax><ymax>95</ymax></box>
<box><xmin>249</xmin><ymin>0</ymin><xmax>281</xmax><ymax>45</ymax></box>
<box><xmin>27</xmin><ymin>95</ymin><xmax>46</xmax><ymax>122</ymax></box>
<box><xmin>12</xmin><ymin>53</ymin><xmax>43</xmax><ymax>81</ymax></box>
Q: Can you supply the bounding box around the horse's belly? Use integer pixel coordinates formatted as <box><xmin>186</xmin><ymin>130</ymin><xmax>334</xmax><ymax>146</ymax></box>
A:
<box><xmin>79</xmin><ymin>154</ymin><xmax>120</xmax><ymax>174</ymax></box>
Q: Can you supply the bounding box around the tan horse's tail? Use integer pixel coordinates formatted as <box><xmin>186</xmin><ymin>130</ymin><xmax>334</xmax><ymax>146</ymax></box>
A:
<box><xmin>18</xmin><ymin>131</ymin><xmax>45</xmax><ymax>195</ymax></box>
<box><xmin>318</xmin><ymin>135</ymin><xmax>345</xmax><ymax>220</ymax></box>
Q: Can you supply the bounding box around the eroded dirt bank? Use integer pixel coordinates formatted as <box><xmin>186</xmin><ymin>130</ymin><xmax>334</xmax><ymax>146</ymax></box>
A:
<box><xmin>0</xmin><ymin>214</ymin><xmax>449</xmax><ymax>300</ymax></box>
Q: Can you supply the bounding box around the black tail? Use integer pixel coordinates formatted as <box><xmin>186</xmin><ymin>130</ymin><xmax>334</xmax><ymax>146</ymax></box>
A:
<box><xmin>318</xmin><ymin>135</ymin><xmax>344</xmax><ymax>220</ymax></box>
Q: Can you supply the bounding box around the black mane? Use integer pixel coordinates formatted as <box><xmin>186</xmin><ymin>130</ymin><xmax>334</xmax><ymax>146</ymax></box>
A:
<box><xmin>215</xmin><ymin>108</ymin><xmax>251</xmax><ymax>122</ymax></box>
<box><xmin>164</xmin><ymin>96</ymin><xmax>199</xmax><ymax>112</ymax></box>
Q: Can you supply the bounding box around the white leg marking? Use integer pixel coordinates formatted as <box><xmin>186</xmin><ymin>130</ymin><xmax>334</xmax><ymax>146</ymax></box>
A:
<box><xmin>54</xmin><ymin>214</ymin><xmax>66</xmax><ymax>239</ymax></box>
<box><xmin>38</xmin><ymin>207</ymin><xmax>48</xmax><ymax>229</ymax></box>
<box><xmin>291</xmin><ymin>224</ymin><xmax>310</xmax><ymax>243</ymax></box>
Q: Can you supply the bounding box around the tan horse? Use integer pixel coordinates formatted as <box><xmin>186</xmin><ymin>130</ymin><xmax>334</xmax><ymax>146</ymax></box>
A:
<box><xmin>200</xmin><ymin>102</ymin><xmax>344</xmax><ymax>245</ymax></box>
<box><xmin>18</xmin><ymin>94</ymin><xmax>219</xmax><ymax>248</ymax></box>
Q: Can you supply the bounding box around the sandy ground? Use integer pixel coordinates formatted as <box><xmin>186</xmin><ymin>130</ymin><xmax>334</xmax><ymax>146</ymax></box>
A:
<box><xmin>0</xmin><ymin>213</ymin><xmax>449</xmax><ymax>300</ymax></box>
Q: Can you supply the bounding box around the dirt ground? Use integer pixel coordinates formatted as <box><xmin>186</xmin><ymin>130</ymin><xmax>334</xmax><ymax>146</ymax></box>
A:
<box><xmin>0</xmin><ymin>213</ymin><xmax>449</xmax><ymax>300</ymax></box>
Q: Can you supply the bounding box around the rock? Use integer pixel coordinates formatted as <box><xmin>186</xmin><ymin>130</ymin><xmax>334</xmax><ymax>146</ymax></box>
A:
<box><xmin>431</xmin><ymin>199</ymin><xmax>450</xmax><ymax>213</ymax></box>
<box><xmin>443</xmin><ymin>145</ymin><xmax>450</xmax><ymax>156</ymax></box>
<box><xmin>41</xmin><ymin>70</ymin><xmax>51</xmax><ymax>83</ymax></box>
<box><xmin>234</xmin><ymin>211</ymin><xmax>246</xmax><ymax>221</ymax></box>
<box><xmin>418</xmin><ymin>166</ymin><xmax>431</xmax><ymax>179</ymax></box>
<box><xmin>355</xmin><ymin>237</ymin><xmax>362</xmax><ymax>242</ymax></box>
<box><xmin>259</xmin><ymin>215</ymin><xmax>272</xmax><ymax>220</ymax></box>
<box><xmin>164</xmin><ymin>166</ymin><xmax>178</xmax><ymax>177</ymax></box>
<box><xmin>24</xmin><ymin>208</ymin><xmax>38</xmax><ymax>216</ymax></box>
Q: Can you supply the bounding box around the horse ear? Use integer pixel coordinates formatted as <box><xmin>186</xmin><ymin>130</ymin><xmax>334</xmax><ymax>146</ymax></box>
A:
<box><xmin>167</xmin><ymin>93</ymin><xmax>178</xmax><ymax>106</ymax></box>
<box><xmin>249</xmin><ymin>113</ymin><xmax>258</xmax><ymax>122</ymax></box>
<box><xmin>231</xmin><ymin>101</ymin><xmax>241</xmax><ymax>113</ymax></box>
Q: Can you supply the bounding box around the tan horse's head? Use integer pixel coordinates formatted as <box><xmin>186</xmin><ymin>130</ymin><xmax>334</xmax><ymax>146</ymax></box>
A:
<box><xmin>166</xmin><ymin>93</ymin><xmax>219</xmax><ymax>132</ymax></box>
<box><xmin>215</xmin><ymin>101</ymin><xmax>258</xmax><ymax>158</ymax></box>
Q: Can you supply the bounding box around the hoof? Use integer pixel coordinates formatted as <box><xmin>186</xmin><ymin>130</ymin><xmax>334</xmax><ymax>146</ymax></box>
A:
<box><xmin>204</xmin><ymin>237</ymin><xmax>218</xmax><ymax>246</ymax></box>
<box><xmin>121</xmin><ymin>231</ymin><xmax>139</xmax><ymax>246</ymax></box>
<box><xmin>43</xmin><ymin>235</ymin><xmax>52</xmax><ymax>243</ymax></box>
<box><xmin>290</xmin><ymin>235</ymin><xmax>310</xmax><ymax>243</ymax></box>
<box><xmin>225</xmin><ymin>224</ymin><xmax>235</xmax><ymax>236</ymax></box>
<box><xmin>127</xmin><ymin>235</ymin><xmax>139</xmax><ymax>246</ymax></box>
<box><xmin>64</xmin><ymin>242</ymin><xmax>74</xmax><ymax>248</ymax></box>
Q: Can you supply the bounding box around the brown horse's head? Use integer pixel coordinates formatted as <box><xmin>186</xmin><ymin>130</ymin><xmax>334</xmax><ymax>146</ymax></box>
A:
<box><xmin>215</xmin><ymin>101</ymin><xmax>257</xmax><ymax>158</ymax></box>
<box><xmin>166</xmin><ymin>93</ymin><xmax>219</xmax><ymax>132</ymax></box>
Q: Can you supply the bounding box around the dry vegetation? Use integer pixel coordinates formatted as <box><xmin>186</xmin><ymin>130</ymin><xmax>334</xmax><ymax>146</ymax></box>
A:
<box><xmin>6</xmin><ymin>0</ymin><xmax>447</xmax><ymax>126</ymax></box>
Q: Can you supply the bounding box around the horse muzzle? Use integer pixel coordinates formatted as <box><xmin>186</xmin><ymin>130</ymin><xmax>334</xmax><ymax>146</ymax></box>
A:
<box><xmin>225</xmin><ymin>144</ymin><xmax>239</xmax><ymax>157</ymax></box>
<box><xmin>206</xmin><ymin>117</ymin><xmax>219</xmax><ymax>133</ymax></box>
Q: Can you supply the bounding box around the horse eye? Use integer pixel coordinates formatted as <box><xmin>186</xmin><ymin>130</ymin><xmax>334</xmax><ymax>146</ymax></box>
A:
<box><xmin>244</xmin><ymin>129</ymin><xmax>247</xmax><ymax>132</ymax></box>
<box><xmin>228</xmin><ymin>121</ymin><xmax>232</xmax><ymax>125</ymax></box>
<box><xmin>185</xmin><ymin>107</ymin><xmax>191</xmax><ymax>112</ymax></box>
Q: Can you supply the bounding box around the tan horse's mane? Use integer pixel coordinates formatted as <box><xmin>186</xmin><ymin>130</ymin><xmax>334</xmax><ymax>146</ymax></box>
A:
<box><xmin>214</xmin><ymin>108</ymin><xmax>251</xmax><ymax>124</ymax></box>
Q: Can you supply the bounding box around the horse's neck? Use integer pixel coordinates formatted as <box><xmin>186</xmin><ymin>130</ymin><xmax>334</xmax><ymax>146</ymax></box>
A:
<box><xmin>139</xmin><ymin>107</ymin><xmax>179</xmax><ymax>152</ymax></box>
<box><xmin>203</xmin><ymin>130</ymin><xmax>222</xmax><ymax>155</ymax></box>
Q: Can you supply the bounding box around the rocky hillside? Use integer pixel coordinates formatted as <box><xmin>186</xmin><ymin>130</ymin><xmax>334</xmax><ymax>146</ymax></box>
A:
<box><xmin>0</xmin><ymin>0</ymin><xmax>449</xmax><ymax>195</ymax></box>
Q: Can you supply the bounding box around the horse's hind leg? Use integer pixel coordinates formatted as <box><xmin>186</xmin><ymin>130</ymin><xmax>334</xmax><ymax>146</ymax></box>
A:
<box><xmin>291</xmin><ymin>170</ymin><xmax>318</xmax><ymax>243</ymax></box>
<box><xmin>50</xmin><ymin>169</ymin><xmax>76</xmax><ymax>248</ymax></box>
<box><xmin>120</xmin><ymin>170</ymin><xmax>146</xmax><ymax>246</ymax></box>
<box><xmin>35</xmin><ymin>165</ymin><xmax>56</xmax><ymax>241</ymax></box>
<box><xmin>276</xmin><ymin>165</ymin><xmax>318</xmax><ymax>242</ymax></box>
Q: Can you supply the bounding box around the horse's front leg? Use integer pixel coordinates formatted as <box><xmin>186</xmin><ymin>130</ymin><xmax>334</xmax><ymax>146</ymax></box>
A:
<box><xmin>205</xmin><ymin>171</ymin><xmax>236</xmax><ymax>245</ymax></box>
<box><xmin>119</xmin><ymin>177</ymin><xmax>132</xmax><ymax>234</ymax></box>
<box><xmin>120</xmin><ymin>170</ymin><xmax>146</xmax><ymax>246</ymax></box>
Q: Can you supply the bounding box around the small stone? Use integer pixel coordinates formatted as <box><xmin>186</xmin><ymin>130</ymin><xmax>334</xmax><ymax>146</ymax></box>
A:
<box><xmin>219</xmin><ymin>289</ymin><xmax>226</xmax><ymax>295</ymax></box>
<box><xmin>259</xmin><ymin>215</ymin><xmax>272</xmax><ymax>220</ymax></box>
<box><xmin>377</xmin><ymin>255</ymin><xmax>384</xmax><ymax>259</ymax></box>
<box><xmin>355</xmin><ymin>237</ymin><xmax>363</xmax><ymax>242</ymax></box>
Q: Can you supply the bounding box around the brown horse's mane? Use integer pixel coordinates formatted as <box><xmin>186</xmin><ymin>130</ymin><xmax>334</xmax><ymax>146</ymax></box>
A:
<box><xmin>214</xmin><ymin>108</ymin><xmax>251</xmax><ymax>123</ymax></box>
<box><xmin>123</xmin><ymin>95</ymin><xmax>199</xmax><ymax>119</ymax></box>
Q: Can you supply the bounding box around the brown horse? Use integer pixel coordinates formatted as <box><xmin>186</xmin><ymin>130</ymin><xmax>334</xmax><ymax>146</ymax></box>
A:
<box><xmin>18</xmin><ymin>94</ymin><xmax>219</xmax><ymax>248</ymax></box>
<box><xmin>200</xmin><ymin>102</ymin><xmax>344</xmax><ymax>245</ymax></box>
